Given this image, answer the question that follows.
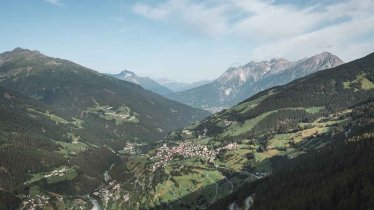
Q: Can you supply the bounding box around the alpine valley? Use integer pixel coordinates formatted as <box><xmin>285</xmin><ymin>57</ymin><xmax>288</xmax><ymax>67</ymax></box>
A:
<box><xmin>0</xmin><ymin>48</ymin><xmax>373</xmax><ymax>210</ymax></box>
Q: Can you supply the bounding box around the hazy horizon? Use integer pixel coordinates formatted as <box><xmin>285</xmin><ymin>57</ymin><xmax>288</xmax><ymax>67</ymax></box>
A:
<box><xmin>1</xmin><ymin>0</ymin><xmax>373</xmax><ymax>82</ymax></box>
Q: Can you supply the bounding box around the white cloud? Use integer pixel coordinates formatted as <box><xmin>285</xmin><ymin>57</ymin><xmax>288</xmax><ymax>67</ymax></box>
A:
<box><xmin>133</xmin><ymin>0</ymin><xmax>235</xmax><ymax>36</ymax></box>
<box><xmin>43</xmin><ymin>0</ymin><xmax>63</xmax><ymax>6</ymax></box>
<box><xmin>132</xmin><ymin>0</ymin><xmax>374</xmax><ymax>61</ymax></box>
<box><xmin>250</xmin><ymin>15</ymin><xmax>374</xmax><ymax>61</ymax></box>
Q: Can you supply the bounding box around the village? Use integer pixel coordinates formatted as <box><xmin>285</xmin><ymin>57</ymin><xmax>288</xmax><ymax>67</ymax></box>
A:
<box><xmin>21</xmin><ymin>195</ymin><xmax>50</xmax><ymax>210</ymax></box>
<box><xmin>151</xmin><ymin>142</ymin><xmax>238</xmax><ymax>172</ymax></box>
<box><xmin>93</xmin><ymin>180</ymin><xmax>130</xmax><ymax>208</ymax></box>
<box><xmin>120</xmin><ymin>142</ymin><xmax>143</xmax><ymax>155</ymax></box>
<box><xmin>44</xmin><ymin>167</ymin><xmax>68</xmax><ymax>178</ymax></box>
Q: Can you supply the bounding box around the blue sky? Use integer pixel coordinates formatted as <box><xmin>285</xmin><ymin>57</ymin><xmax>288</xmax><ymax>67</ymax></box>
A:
<box><xmin>1</xmin><ymin>0</ymin><xmax>373</xmax><ymax>82</ymax></box>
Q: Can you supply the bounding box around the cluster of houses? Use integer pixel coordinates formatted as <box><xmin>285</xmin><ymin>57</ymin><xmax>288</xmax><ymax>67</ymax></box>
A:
<box><xmin>71</xmin><ymin>198</ymin><xmax>87</xmax><ymax>210</ymax></box>
<box><xmin>93</xmin><ymin>180</ymin><xmax>123</xmax><ymax>207</ymax></box>
<box><xmin>22</xmin><ymin>195</ymin><xmax>50</xmax><ymax>210</ymax></box>
<box><xmin>104</xmin><ymin>106</ymin><xmax>137</xmax><ymax>121</ymax></box>
<box><xmin>224</xmin><ymin>119</ymin><xmax>233</xmax><ymax>126</ymax></box>
<box><xmin>122</xmin><ymin>193</ymin><xmax>130</xmax><ymax>202</ymax></box>
<box><xmin>223</xmin><ymin>143</ymin><xmax>238</xmax><ymax>150</ymax></box>
<box><xmin>151</xmin><ymin>142</ymin><xmax>239</xmax><ymax>172</ymax></box>
<box><xmin>106</xmin><ymin>110</ymin><xmax>133</xmax><ymax>120</ymax></box>
<box><xmin>86</xmin><ymin>105</ymin><xmax>136</xmax><ymax>122</ymax></box>
<box><xmin>120</xmin><ymin>142</ymin><xmax>144</xmax><ymax>155</ymax></box>
<box><xmin>44</xmin><ymin>167</ymin><xmax>68</xmax><ymax>178</ymax></box>
<box><xmin>121</xmin><ymin>143</ymin><xmax>137</xmax><ymax>155</ymax></box>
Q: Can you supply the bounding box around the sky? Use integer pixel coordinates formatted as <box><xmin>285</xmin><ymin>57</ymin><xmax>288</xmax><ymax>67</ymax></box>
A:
<box><xmin>0</xmin><ymin>0</ymin><xmax>373</xmax><ymax>82</ymax></box>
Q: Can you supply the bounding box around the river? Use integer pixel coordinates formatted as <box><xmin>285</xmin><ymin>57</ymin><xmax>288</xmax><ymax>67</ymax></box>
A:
<box><xmin>88</xmin><ymin>196</ymin><xmax>101</xmax><ymax>210</ymax></box>
<box><xmin>244</xmin><ymin>194</ymin><xmax>254</xmax><ymax>210</ymax></box>
<box><xmin>104</xmin><ymin>164</ymin><xmax>115</xmax><ymax>182</ymax></box>
<box><xmin>227</xmin><ymin>194</ymin><xmax>254</xmax><ymax>210</ymax></box>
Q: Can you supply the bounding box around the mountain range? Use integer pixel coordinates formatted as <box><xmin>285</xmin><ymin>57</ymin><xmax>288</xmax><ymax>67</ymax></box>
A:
<box><xmin>0</xmin><ymin>48</ymin><xmax>373</xmax><ymax>210</ymax></box>
<box><xmin>167</xmin><ymin>52</ymin><xmax>344</xmax><ymax>112</ymax></box>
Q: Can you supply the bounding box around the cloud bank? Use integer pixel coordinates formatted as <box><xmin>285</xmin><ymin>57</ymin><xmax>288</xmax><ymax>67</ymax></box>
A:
<box><xmin>132</xmin><ymin>0</ymin><xmax>374</xmax><ymax>61</ymax></box>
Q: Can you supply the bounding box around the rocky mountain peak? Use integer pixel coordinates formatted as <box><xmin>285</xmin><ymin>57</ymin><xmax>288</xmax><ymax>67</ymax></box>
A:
<box><xmin>295</xmin><ymin>52</ymin><xmax>344</xmax><ymax>71</ymax></box>
<box><xmin>0</xmin><ymin>48</ymin><xmax>46</xmax><ymax>62</ymax></box>
<box><xmin>11</xmin><ymin>47</ymin><xmax>43</xmax><ymax>56</ymax></box>
<box><xmin>109</xmin><ymin>70</ymin><xmax>174</xmax><ymax>96</ymax></box>
<box><xmin>118</xmin><ymin>70</ymin><xmax>136</xmax><ymax>78</ymax></box>
<box><xmin>217</xmin><ymin>58</ymin><xmax>291</xmax><ymax>87</ymax></box>
<box><xmin>307</xmin><ymin>51</ymin><xmax>342</xmax><ymax>63</ymax></box>
<box><xmin>168</xmin><ymin>52</ymin><xmax>345</xmax><ymax>111</ymax></box>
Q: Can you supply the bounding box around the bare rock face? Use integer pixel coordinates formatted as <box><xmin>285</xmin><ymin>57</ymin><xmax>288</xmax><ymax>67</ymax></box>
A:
<box><xmin>214</xmin><ymin>58</ymin><xmax>292</xmax><ymax>103</ymax></box>
<box><xmin>248</xmin><ymin>52</ymin><xmax>344</xmax><ymax>98</ymax></box>
<box><xmin>281</xmin><ymin>52</ymin><xmax>345</xmax><ymax>81</ymax></box>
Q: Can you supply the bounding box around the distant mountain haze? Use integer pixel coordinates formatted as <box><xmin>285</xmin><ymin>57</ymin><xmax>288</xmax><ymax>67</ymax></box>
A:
<box><xmin>155</xmin><ymin>78</ymin><xmax>212</xmax><ymax>92</ymax></box>
<box><xmin>108</xmin><ymin>70</ymin><xmax>174</xmax><ymax>96</ymax></box>
<box><xmin>167</xmin><ymin>52</ymin><xmax>344</xmax><ymax>112</ymax></box>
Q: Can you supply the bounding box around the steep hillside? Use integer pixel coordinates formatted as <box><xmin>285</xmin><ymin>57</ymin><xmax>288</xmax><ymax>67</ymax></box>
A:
<box><xmin>108</xmin><ymin>70</ymin><xmax>173</xmax><ymax>96</ymax></box>
<box><xmin>96</xmin><ymin>52</ymin><xmax>372</xmax><ymax>210</ymax></box>
<box><xmin>167</xmin><ymin>52</ymin><xmax>343</xmax><ymax>112</ymax></box>
<box><xmin>0</xmin><ymin>87</ymin><xmax>119</xmax><ymax>209</ymax></box>
<box><xmin>0</xmin><ymin>48</ymin><xmax>210</xmax><ymax>144</ymax></box>
<box><xmin>0</xmin><ymin>48</ymin><xmax>209</xmax><ymax>210</ymax></box>
<box><xmin>210</xmin><ymin>100</ymin><xmax>374</xmax><ymax>210</ymax></box>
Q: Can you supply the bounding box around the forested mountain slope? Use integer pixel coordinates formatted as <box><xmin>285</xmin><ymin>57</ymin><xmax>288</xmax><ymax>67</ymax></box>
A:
<box><xmin>0</xmin><ymin>48</ymin><xmax>209</xmax><ymax>144</ymax></box>
<box><xmin>0</xmin><ymin>48</ymin><xmax>209</xmax><ymax>209</ymax></box>
<box><xmin>209</xmin><ymin>100</ymin><xmax>374</xmax><ymax>210</ymax></box>
<box><xmin>0</xmin><ymin>87</ymin><xmax>119</xmax><ymax>209</ymax></box>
